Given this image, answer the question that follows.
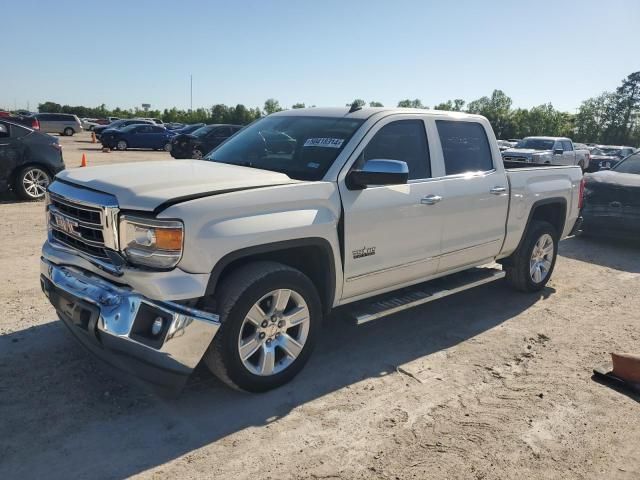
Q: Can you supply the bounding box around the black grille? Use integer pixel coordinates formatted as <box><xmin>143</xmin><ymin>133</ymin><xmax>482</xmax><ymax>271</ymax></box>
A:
<box><xmin>50</xmin><ymin>196</ymin><xmax>102</xmax><ymax>225</ymax></box>
<box><xmin>52</xmin><ymin>230</ymin><xmax>109</xmax><ymax>259</ymax></box>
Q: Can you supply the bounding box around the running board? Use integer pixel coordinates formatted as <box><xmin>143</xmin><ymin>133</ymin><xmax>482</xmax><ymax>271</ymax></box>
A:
<box><xmin>350</xmin><ymin>266</ymin><xmax>505</xmax><ymax>325</ymax></box>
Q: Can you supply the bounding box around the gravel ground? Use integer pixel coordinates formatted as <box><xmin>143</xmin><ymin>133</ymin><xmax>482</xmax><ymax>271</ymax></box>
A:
<box><xmin>0</xmin><ymin>133</ymin><xmax>638</xmax><ymax>479</ymax></box>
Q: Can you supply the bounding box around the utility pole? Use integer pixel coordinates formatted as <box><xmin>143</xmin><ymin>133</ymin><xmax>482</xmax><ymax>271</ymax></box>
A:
<box><xmin>190</xmin><ymin>74</ymin><xmax>193</xmax><ymax>112</ymax></box>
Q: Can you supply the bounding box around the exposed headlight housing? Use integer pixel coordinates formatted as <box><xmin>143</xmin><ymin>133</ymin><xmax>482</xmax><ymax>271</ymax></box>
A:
<box><xmin>119</xmin><ymin>215</ymin><xmax>184</xmax><ymax>269</ymax></box>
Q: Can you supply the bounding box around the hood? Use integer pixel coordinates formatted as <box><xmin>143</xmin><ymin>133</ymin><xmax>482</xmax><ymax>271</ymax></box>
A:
<box><xmin>56</xmin><ymin>160</ymin><xmax>296</xmax><ymax>211</ymax></box>
<box><xmin>503</xmin><ymin>148</ymin><xmax>551</xmax><ymax>156</ymax></box>
<box><xmin>584</xmin><ymin>170</ymin><xmax>640</xmax><ymax>208</ymax></box>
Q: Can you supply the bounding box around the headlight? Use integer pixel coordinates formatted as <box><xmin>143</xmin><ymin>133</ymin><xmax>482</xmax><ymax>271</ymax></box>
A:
<box><xmin>119</xmin><ymin>215</ymin><xmax>184</xmax><ymax>269</ymax></box>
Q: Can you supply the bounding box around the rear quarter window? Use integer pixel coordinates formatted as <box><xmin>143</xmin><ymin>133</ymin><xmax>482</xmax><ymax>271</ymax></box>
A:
<box><xmin>436</xmin><ymin>120</ymin><xmax>494</xmax><ymax>175</ymax></box>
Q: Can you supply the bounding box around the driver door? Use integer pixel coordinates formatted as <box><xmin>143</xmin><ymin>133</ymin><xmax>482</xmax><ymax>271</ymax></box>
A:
<box><xmin>339</xmin><ymin>117</ymin><xmax>444</xmax><ymax>300</ymax></box>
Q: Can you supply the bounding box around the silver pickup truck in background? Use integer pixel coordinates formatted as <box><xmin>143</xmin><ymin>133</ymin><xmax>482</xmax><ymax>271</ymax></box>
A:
<box><xmin>502</xmin><ymin>136</ymin><xmax>590</xmax><ymax>171</ymax></box>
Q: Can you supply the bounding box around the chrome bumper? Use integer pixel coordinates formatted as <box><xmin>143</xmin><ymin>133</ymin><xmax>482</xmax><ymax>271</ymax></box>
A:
<box><xmin>40</xmin><ymin>258</ymin><xmax>220</xmax><ymax>392</ymax></box>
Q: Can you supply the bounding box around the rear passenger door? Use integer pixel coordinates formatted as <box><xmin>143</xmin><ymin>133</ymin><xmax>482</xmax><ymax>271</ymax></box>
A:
<box><xmin>562</xmin><ymin>140</ymin><xmax>575</xmax><ymax>166</ymax></box>
<box><xmin>133</xmin><ymin>125</ymin><xmax>155</xmax><ymax>148</ymax></box>
<box><xmin>432</xmin><ymin>119</ymin><xmax>509</xmax><ymax>272</ymax></box>
<box><xmin>0</xmin><ymin>122</ymin><xmax>21</xmax><ymax>188</ymax></box>
<box><xmin>339</xmin><ymin>116</ymin><xmax>445</xmax><ymax>299</ymax></box>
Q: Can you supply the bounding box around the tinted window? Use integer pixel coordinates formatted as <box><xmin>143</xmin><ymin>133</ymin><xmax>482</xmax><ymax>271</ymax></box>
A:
<box><xmin>436</xmin><ymin>120</ymin><xmax>493</xmax><ymax>175</ymax></box>
<box><xmin>361</xmin><ymin>120</ymin><xmax>430</xmax><ymax>180</ymax></box>
<box><xmin>614</xmin><ymin>153</ymin><xmax>640</xmax><ymax>175</ymax></box>
<box><xmin>211</xmin><ymin>127</ymin><xmax>231</xmax><ymax>138</ymax></box>
<box><xmin>137</xmin><ymin>125</ymin><xmax>153</xmax><ymax>133</ymax></box>
<box><xmin>152</xmin><ymin>126</ymin><xmax>165</xmax><ymax>133</ymax></box>
<box><xmin>10</xmin><ymin>123</ymin><xmax>29</xmax><ymax>138</ymax></box>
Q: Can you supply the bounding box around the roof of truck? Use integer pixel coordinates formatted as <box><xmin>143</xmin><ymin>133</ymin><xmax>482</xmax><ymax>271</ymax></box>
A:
<box><xmin>270</xmin><ymin>107</ymin><xmax>482</xmax><ymax>121</ymax></box>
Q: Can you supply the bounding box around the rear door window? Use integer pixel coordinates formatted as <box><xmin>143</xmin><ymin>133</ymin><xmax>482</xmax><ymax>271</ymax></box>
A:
<box><xmin>562</xmin><ymin>140</ymin><xmax>573</xmax><ymax>151</ymax></box>
<box><xmin>436</xmin><ymin>120</ymin><xmax>494</xmax><ymax>175</ymax></box>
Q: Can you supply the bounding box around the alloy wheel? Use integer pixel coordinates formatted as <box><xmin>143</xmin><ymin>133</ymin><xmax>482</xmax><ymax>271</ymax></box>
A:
<box><xmin>237</xmin><ymin>289</ymin><xmax>310</xmax><ymax>376</ymax></box>
<box><xmin>529</xmin><ymin>233</ymin><xmax>554</xmax><ymax>283</ymax></box>
<box><xmin>22</xmin><ymin>168</ymin><xmax>50</xmax><ymax>199</ymax></box>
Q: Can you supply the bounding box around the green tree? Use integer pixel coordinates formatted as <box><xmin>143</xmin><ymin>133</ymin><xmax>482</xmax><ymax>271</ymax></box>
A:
<box><xmin>38</xmin><ymin>101</ymin><xmax>62</xmax><ymax>113</ymax></box>
<box><xmin>467</xmin><ymin>90</ymin><xmax>513</xmax><ymax>138</ymax></box>
<box><xmin>346</xmin><ymin>99</ymin><xmax>366</xmax><ymax>108</ymax></box>
<box><xmin>264</xmin><ymin>98</ymin><xmax>283</xmax><ymax>115</ymax></box>
<box><xmin>292</xmin><ymin>103</ymin><xmax>306</xmax><ymax>109</ymax></box>
<box><xmin>369</xmin><ymin>101</ymin><xmax>384</xmax><ymax>107</ymax></box>
<box><xmin>433</xmin><ymin>99</ymin><xmax>465</xmax><ymax>111</ymax></box>
<box><xmin>397</xmin><ymin>99</ymin><xmax>425</xmax><ymax>108</ymax></box>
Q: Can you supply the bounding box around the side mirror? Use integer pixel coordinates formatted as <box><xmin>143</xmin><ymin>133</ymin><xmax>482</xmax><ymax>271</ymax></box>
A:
<box><xmin>553</xmin><ymin>148</ymin><xmax>564</xmax><ymax>155</ymax></box>
<box><xmin>346</xmin><ymin>159</ymin><xmax>409</xmax><ymax>190</ymax></box>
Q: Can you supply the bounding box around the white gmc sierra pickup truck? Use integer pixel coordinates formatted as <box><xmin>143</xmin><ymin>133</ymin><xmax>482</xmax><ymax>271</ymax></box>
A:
<box><xmin>40</xmin><ymin>107</ymin><xmax>584</xmax><ymax>393</ymax></box>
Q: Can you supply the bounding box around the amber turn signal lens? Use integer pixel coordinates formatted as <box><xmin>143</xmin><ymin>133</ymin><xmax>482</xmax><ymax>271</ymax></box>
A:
<box><xmin>155</xmin><ymin>228</ymin><xmax>183</xmax><ymax>250</ymax></box>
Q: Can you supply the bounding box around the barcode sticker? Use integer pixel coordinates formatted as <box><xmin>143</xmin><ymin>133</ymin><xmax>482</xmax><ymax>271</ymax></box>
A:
<box><xmin>303</xmin><ymin>138</ymin><xmax>344</xmax><ymax>148</ymax></box>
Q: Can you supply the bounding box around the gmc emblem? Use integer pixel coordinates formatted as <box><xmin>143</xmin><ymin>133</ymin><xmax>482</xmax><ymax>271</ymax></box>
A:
<box><xmin>52</xmin><ymin>212</ymin><xmax>80</xmax><ymax>237</ymax></box>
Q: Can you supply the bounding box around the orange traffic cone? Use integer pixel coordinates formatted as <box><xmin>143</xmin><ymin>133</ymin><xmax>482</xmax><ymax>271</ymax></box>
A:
<box><xmin>81</xmin><ymin>153</ymin><xmax>87</xmax><ymax>167</ymax></box>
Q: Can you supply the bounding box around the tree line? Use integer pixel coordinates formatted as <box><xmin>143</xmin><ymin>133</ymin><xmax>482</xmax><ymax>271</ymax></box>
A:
<box><xmin>34</xmin><ymin>71</ymin><xmax>639</xmax><ymax>145</ymax></box>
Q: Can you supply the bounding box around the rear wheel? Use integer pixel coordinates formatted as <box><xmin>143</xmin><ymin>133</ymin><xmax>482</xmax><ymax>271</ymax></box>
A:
<box><xmin>15</xmin><ymin>166</ymin><xmax>51</xmax><ymax>200</ymax></box>
<box><xmin>192</xmin><ymin>148</ymin><xmax>204</xmax><ymax>159</ymax></box>
<box><xmin>505</xmin><ymin>220</ymin><xmax>558</xmax><ymax>292</ymax></box>
<box><xmin>202</xmin><ymin>261</ymin><xmax>322</xmax><ymax>392</ymax></box>
<box><xmin>116</xmin><ymin>140</ymin><xmax>128</xmax><ymax>151</ymax></box>
<box><xmin>63</xmin><ymin>127</ymin><xmax>74</xmax><ymax>136</ymax></box>
<box><xmin>163</xmin><ymin>142</ymin><xmax>172</xmax><ymax>152</ymax></box>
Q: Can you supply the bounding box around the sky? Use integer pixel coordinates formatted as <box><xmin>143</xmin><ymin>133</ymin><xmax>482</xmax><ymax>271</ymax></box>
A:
<box><xmin>2</xmin><ymin>0</ymin><xmax>639</xmax><ymax>113</ymax></box>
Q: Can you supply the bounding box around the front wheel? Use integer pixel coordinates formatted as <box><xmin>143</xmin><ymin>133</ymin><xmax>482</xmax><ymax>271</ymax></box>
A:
<box><xmin>116</xmin><ymin>140</ymin><xmax>128</xmax><ymax>151</ymax></box>
<box><xmin>202</xmin><ymin>261</ymin><xmax>322</xmax><ymax>392</ymax></box>
<box><xmin>163</xmin><ymin>142</ymin><xmax>172</xmax><ymax>152</ymax></box>
<box><xmin>505</xmin><ymin>220</ymin><xmax>558</xmax><ymax>292</ymax></box>
<box><xmin>192</xmin><ymin>148</ymin><xmax>203</xmax><ymax>159</ymax></box>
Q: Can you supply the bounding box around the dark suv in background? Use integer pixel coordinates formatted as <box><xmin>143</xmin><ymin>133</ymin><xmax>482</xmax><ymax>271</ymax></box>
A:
<box><xmin>0</xmin><ymin>119</ymin><xmax>65</xmax><ymax>200</ymax></box>
<box><xmin>170</xmin><ymin>124</ymin><xmax>242</xmax><ymax>159</ymax></box>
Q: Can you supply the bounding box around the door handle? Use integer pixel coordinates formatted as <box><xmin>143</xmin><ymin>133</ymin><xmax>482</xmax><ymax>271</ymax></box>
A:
<box><xmin>489</xmin><ymin>186</ymin><xmax>507</xmax><ymax>195</ymax></box>
<box><xmin>420</xmin><ymin>194</ymin><xmax>442</xmax><ymax>205</ymax></box>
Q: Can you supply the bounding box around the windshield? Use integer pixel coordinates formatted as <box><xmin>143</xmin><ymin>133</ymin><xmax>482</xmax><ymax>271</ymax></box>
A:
<box><xmin>191</xmin><ymin>125</ymin><xmax>217</xmax><ymax>138</ymax></box>
<box><xmin>613</xmin><ymin>153</ymin><xmax>640</xmax><ymax>174</ymax></box>
<box><xmin>597</xmin><ymin>147</ymin><xmax>624</xmax><ymax>158</ymax></box>
<box><xmin>204</xmin><ymin>116</ymin><xmax>364</xmax><ymax>181</ymax></box>
<box><xmin>515</xmin><ymin>138</ymin><xmax>555</xmax><ymax>150</ymax></box>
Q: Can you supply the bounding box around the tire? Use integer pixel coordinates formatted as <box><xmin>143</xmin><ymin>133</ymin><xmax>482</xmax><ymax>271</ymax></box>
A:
<box><xmin>505</xmin><ymin>220</ymin><xmax>558</xmax><ymax>292</ymax></box>
<box><xmin>63</xmin><ymin>127</ymin><xmax>74</xmax><ymax>136</ymax></box>
<box><xmin>192</xmin><ymin>148</ymin><xmax>203</xmax><ymax>159</ymax></box>
<box><xmin>202</xmin><ymin>261</ymin><xmax>322</xmax><ymax>392</ymax></box>
<box><xmin>14</xmin><ymin>165</ymin><xmax>51</xmax><ymax>200</ymax></box>
<box><xmin>578</xmin><ymin>160</ymin><xmax>585</xmax><ymax>172</ymax></box>
<box><xmin>116</xmin><ymin>140</ymin><xmax>128</xmax><ymax>151</ymax></box>
<box><xmin>163</xmin><ymin>142</ymin><xmax>172</xmax><ymax>152</ymax></box>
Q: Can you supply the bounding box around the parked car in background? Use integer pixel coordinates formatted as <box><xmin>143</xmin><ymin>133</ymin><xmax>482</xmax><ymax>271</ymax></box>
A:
<box><xmin>108</xmin><ymin>117</ymin><xmax>120</xmax><ymax>123</ymax></box>
<box><xmin>34</xmin><ymin>113</ymin><xmax>83</xmax><ymax>136</ymax></box>
<box><xmin>0</xmin><ymin>119</ymin><xmax>65</xmax><ymax>200</ymax></box>
<box><xmin>582</xmin><ymin>151</ymin><xmax>640</xmax><ymax>239</ymax></box>
<box><xmin>586</xmin><ymin>145</ymin><xmax>636</xmax><ymax>172</ymax></box>
<box><xmin>93</xmin><ymin>119</ymin><xmax>154</xmax><ymax>139</ymax></box>
<box><xmin>81</xmin><ymin>118</ymin><xmax>100</xmax><ymax>130</ymax></box>
<box><xmin>170</xmin><ymin>124</ymin><xmax>242</xmax><ymax>159</ymax></box>
<box><xmin>173</xmin><ymin>123</ymin><xmax>205</xmax><ymax>135</ymax></box>
<box><xmin>502</xmin><ymin>136</ymin><xmax>590</xmax><ymax>170</ymax></box>
<box><xmin>4</xmin><ymin>114</ymin><xmax>40</xmax><ymax>131</ymax></box>
<box><xmin>100</xmin><ymin>124</ymin><xmax>176</xmax><ymax>151</ymax></box>
<box><xmin>497</xmin><ymin>140</ymin><xmax>516</xmax><ymax>151</ymax></box>
<box><xmin>165</xmin><ymin>122</ymin><xmax>186</xmax><ymax>130</ymax></box>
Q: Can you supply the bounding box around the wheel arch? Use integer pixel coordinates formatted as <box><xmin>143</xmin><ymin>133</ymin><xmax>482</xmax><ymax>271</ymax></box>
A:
<box><xmin>206</xmin><ymin>238</ymin><xmax>337</xmax><ymax>314</ymax></box>
<box><xmin>9</xmin><ymin>162</ymin><xmax>54</xmax><ymax>190</ymax></box>
<box><xmin>500</xmin><ymin>197</ymin><xmax>567</xmax><ymax>266</ymax></box>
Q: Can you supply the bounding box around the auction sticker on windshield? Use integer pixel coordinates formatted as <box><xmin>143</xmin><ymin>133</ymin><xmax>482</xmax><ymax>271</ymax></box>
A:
<box><xmin>303</xmin><ymin>138</ymin><xmax>344</xmax><ymax>148</ymax></box>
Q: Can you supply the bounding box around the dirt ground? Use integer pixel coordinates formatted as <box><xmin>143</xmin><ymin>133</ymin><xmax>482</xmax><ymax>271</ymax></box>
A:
<box><xmin>0</xmin><ymin>132</ymin><xmax>639</xmax><ymax>479</ymax></box>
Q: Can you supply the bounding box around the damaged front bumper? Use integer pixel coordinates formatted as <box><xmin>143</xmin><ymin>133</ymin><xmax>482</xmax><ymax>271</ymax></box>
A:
<box><xmin>40</xmin><ymin>258</ymin><xmax>220</xmax><ymax>393</ymax></box>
